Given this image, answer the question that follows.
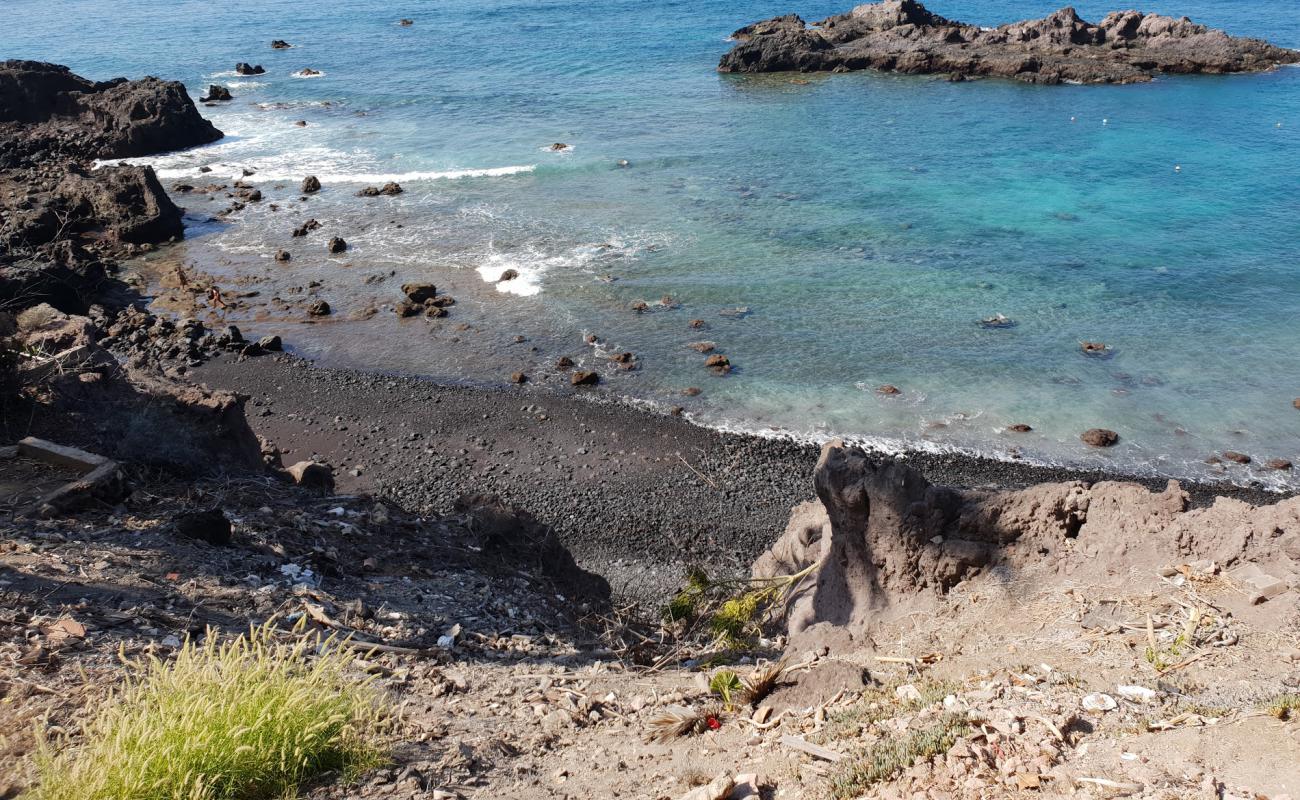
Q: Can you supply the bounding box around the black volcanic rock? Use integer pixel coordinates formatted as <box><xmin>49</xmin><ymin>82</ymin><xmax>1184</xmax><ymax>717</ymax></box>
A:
<box><xmin>55</xmin><ymin>165</ymin><xmax>184</xmax><ymax>244</ymax></box>
<box><xmin>0</xmin><ymin>60</ymin><xmax>223</xmax><ymax>167</ymax></box>
<box><xmin>718</xmin><ymin>1</ymin><xmax>1300</xmax><ymax>83</ymax></box>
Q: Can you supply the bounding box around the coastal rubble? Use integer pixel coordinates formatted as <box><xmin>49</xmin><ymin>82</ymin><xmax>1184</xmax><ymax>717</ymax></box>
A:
<box><xmin>718</xmin><ymin>0</ymin><xmax>1300</xmax><ymax>83</ymax></box>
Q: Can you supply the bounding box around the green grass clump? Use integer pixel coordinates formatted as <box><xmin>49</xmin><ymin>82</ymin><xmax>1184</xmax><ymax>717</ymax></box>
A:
<box><xmin>829</xmin><ymin>713</ymin><xmax>970</xmax><ymax>799</ymax></box>
<box><xmin>820</xmin><ymin>678</ymin><xmax>960</xmax><ymax>742</ymax></box>
<box><xmin>1264</xmin><ymin>693</ymin><xmax>1300</xmax><ymax>721</ymax></box>
<box><xmin>24</xmin><ymin>622</ymin><xmax>390</xmax><ymax>800</ymax></box>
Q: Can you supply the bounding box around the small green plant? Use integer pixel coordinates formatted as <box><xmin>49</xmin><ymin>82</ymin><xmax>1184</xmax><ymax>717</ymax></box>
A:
<box><xmin>820</xmin><ymin>678</ymin><xmax>960</xmax><ymax>743</ymax></box>
<box><xmin>662</xmin><ymin>564</ymin><xmax>816</xmax><ymax>649</ymax></box>
<box><xmin>709</xmin><ymin>670</ymin><xmax>745</xmax><ymax>708</ymax></box>
<box><xmin>23</xmin><ymin>621</ymin><xmax>390</xmax><ymax>800</ymax></box>
<box><xmin>1264</xmin><ymin>693</ymin><xmax>1300</xmax><ymax>721</ymax></box>
<box><xmin>829</xmin><ymin>713</ymin><xmax>970</xmax><ymax>798</ymax></box>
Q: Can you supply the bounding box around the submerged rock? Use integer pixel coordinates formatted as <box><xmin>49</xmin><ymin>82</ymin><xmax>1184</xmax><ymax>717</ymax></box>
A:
<box><xmin>291</xmin><ymin>219</ymin><xmax>320</xmax><ymax>237</ymax></box>
<box><xmin>358</xmin><ymin>181</ymin><xmax>403</xmax><ymax>197</ymax></box>
<box><xmin>401</xmin><ymin>282</ymin><xmax>437</xmax><ymax>303</ymax></box>
<box><xmin>235</xmin><ymin>62</ymin><xmax>265</xmax><ymax>75</ymax></box>
<box><xmin>271</xmin><ymin>39</ymin><xmax>292</xmax><ymax>49</ymax></box>
<box><xmin>718</xmin><ymin>1</ymin><xmax>1300</xmax><ymax>83</ymax></box>
<box><xmin>200</xmin><ymin>84</ymin><xmax>231</xmax><ymax>102</ymax></box>
<box><xmin>1081</xmin><ymin>428</ymin><xmax>1119</xmax><ymax>447</ymax></box>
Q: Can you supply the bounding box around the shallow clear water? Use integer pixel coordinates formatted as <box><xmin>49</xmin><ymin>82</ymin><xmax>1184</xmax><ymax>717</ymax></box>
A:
<box><xmin>8</xmin><ymin>0</ymin><xmax>1300</xmax><ymax>486</ymax></box>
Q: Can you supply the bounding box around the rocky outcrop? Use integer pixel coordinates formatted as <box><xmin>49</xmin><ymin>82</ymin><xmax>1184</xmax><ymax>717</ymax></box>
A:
<box><xmin>754</xmin><ymin>440</ymin><xmax>1300</xmax><ymax>647</ymax></box>
<box><xmin>54</xmin><ymin>165</ymin><xmax>183</xmax><ymax>244</ymax></box>
<box><xmin>718</xmin><ymin>1</ymin><xmax>1300</xmax><ymax>83</ymax></box>
<box><xmin>0</xmin><ymin>60</ymin><xmax>222</xmax><ymax>167</ymax></box>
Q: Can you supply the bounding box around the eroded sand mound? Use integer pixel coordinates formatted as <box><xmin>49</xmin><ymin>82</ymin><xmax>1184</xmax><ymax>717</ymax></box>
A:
<box><xmin>755</xmin><ymin>440</ymin><xmax>1300</xmax><ymax>648</ymax></box>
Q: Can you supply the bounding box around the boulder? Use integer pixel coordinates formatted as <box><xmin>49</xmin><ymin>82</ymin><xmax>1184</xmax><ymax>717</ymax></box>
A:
<box><xmin>55</xmin><ymin>165</ymin><xmax>183</xmax><ymax>244</ymax></box>
<box><xmin>570</xmin><ymin>370</ymin><xmax>599</xmax><ymax>386</ymax></box>
<box><xmin>200</xmin><ymin>84</ymin><xmax>231</xmax><ymax>102</ymax></box>
<box><xmin>234</xmin><ymin>63</ymin><xmax>265</xmax><ymax>75</ymax></box>
<box><xmin>555</xmin><ymin>356</ymin><xmax>574</xmax><ymax>369</ymax></box>
<box><xmin>1007</xmin><ymin>423</ymin><xmax>1033</xmax><ymax>433</ymax></box>
<box><xmin>705</xmin><ymin>354</ymin><xmax>730</xmax><ymax>369</ymax></box>
<box><xmin>1265</xmin><ymin>458</ymin><xmax>1293</xmax><ymax>471</ymax></box>
<box><xmin>1081</xmin><ymin>428</ymin><xmax>1119</xmax><ymax>447</ymax></box>
<box><xmin>257</xmin><ymin>334</ymin><xmax>282</xmax><ymax>351</ymax></box>
<box><xmin>401</xmin><ymin>282</ymin><xmax>437</xmax><ymax>303</ymax></box>
<box><xmin>510</xmin><ymin>371</ymin><xmax>528</xmax><ymax>384</ymax></box>
<box><xmin>307</xmin><ymin>299</ymin><xmax>331</xmax><ymax>316</ymax></box>
<box><xmin>175</xmin><ymin>509</ymin><xmax>232</xmax><ymax>546</ymax></box>
<box><xmin>326</xmin><ymin>236</ymin><xmax>346</xmax><ymax>254</ymax></box>
<box><xmin>274</xmin><ymin>249</ymin><xmax>291</xmax><ymax>262</ymax></box>
<box><xmin>301</xmin><ymin>175</ymin><xmax>321</xmax><ymax>193</ymax></box>
<box><xmin>287</xmin><ymin>460</ymin><xmax>334</xmax><ymax>492</ymax></box>
<box><xmin>271</xmin><ymin>40</ymin><xmax>292</xmax><ymax>49</ymax></box>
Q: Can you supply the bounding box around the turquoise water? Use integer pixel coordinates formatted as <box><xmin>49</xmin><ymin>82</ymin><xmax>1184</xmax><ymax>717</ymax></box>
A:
<box><xmin>7</xmin><ymin>0</ymin><xmax>1300</xmax><ymax>486</ymax></box>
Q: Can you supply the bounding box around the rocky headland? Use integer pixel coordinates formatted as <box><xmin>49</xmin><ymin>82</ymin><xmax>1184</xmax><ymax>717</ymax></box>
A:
<box><xmin>718</xmin><ymin>0</ymin><xmax>1300</xmax><ymax>83</ymax></box>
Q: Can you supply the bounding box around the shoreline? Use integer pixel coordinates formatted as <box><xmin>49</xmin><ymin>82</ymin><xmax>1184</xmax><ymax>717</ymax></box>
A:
<box><xmin>193</xmin><ymin>351</ymin><xmax>1291</xmax><ymax>601</ymax></box>
<box><xmin>124</xmin><ymin>236</ymin><xmax>1300</xmax><ymax>499</ymax></box>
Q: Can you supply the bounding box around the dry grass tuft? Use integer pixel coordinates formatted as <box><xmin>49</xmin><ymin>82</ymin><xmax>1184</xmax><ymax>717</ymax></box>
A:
<box><xmin>739</xmin><ymin>657</ymin><xmax>788</xmax><ymax>707</ymax></box>
<box><xmin>23</xmin><ymin>621</ymin><xmax>390</xmax><ymax>800</ymax></box>
<box><xmin>645</xmin><ymin>703</ymin><xmax>725</xmax><ymax>743</ymax></box>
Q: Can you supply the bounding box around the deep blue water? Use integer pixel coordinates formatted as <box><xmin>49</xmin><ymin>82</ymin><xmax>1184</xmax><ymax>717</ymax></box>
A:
<box><xmin>7</xmin><ymin>0</ymin><xmax>1300</xmax><ymax>486</ymax></box>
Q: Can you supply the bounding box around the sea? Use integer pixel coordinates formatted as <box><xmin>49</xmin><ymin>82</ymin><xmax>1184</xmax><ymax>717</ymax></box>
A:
<box><xmin>7</xmin><ymin>0</ymin><xmax>1300</xmax><ymax>488</ymax></box>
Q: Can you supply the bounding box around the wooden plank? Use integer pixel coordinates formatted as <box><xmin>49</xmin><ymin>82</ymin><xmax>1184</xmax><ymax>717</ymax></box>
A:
<box><xmin>780</xmin><ymin>735</ymin><xmax>845</xmax><ymax>762</ymax></box>
<box><xmin>18</xmin><ymin>437</ymin><xmax>108</xmax><ymax>471</ymax></box>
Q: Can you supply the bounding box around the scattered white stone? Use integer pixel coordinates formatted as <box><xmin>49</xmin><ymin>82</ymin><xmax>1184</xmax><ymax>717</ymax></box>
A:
<box><xmin>1117</xmin><ymin>685</ymin><xmax>1157</xmax><ymax>703</ymax></box>
<box><xmin>895</xmin><ymin>683</ymin><xmax>924</xmax><ymax>703</ymax></box>
<box><xmin>1082</xmin><ymin>692</ymin><xmax>1117</xmax><ymax>712</ymax></box>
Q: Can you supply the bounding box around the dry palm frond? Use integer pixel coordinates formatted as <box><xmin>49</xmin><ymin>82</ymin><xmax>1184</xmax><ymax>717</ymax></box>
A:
<box><xmin>645</xmin><ymin>702</ymin><xmax>725</xmax><ymax>743</ymax></box>
<box><xmin>740</xmin><ymin>656</ymin><xmax>788</xmax><ymax>706</ymax></box>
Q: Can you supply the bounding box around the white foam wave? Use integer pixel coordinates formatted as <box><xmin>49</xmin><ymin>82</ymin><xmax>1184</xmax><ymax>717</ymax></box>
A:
<box><xmin>476</xmin><ymin>252</ymin><xmax>546</xmax><ymax>296</ymax></box>
<box><xmin>147</xmin><ymin>164</ymin><xmax>536</xmax><ymax>184</ymax></box>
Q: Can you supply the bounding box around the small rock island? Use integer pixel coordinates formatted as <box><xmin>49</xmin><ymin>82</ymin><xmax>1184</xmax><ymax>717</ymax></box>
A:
<box><xmin>718</xmin><ymin>0</ymin><xmax>1300</xmax><ymax>83</ymax></box>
